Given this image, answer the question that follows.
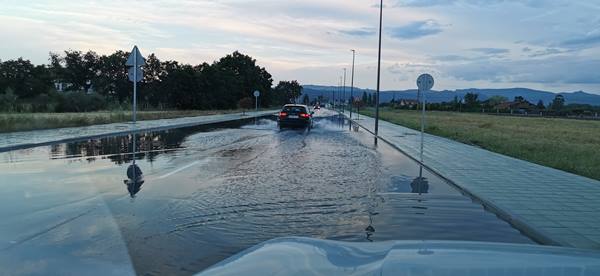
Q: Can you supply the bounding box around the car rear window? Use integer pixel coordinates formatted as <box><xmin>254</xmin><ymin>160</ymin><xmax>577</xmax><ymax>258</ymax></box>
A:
<box><xmin>283</xmin><ymin>106</ymin><xmax>307</xmax><ymax>113</ymax></box>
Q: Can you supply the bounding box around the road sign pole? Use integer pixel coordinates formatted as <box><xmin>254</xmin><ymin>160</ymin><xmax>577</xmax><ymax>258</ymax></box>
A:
<box><xmin>127</xmin><ymin>46</ymin><xmax>146</xmax><ymax>124</ymax></box>
<box><xmin>416</xmin><ymin>74</ymin><xmax>434</xmax><ymax>164</ymax></box>
<box><xmin>133</xmin><ymin>52</ymin><xmax>137</xmax><ymax>124</ymax></box>
<box><xmin>420</xmin><ymin>88</ymin><xmax>425</xmax><ymax>163</ymax></box>
<box><xmin>253</xmin><ymin>90</ymin><xmax>260</xmax><ymax>113</ymax></box>
<box><xmin>126</xmin><ymin>45</ymin><xmax>146</xmax><ymax>186</ymax></box>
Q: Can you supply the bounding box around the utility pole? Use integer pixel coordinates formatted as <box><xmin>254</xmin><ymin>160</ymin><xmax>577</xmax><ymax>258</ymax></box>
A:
<box><xmin>339</xmin><ymin>76</ymin><xmax>343</xmax><ymax>112</ymax></box>
<box><xmin>374</xmin><ymin>0</ymin><xmax>383</xmax><ymax>143</ymax></box>
<box><xmin>343</xmin><ymin>68</ymin><xmax>347</xmax><ymax>114</ymax></box>
<box><xmin>332</xmin><ymin>88</ymin><xmax>335</xmax><ymax>109</ymax></box>
<box><xmin>350</xmin><ymin>50</ymin><xmax>355</xmax><ymax>119</ymax></box>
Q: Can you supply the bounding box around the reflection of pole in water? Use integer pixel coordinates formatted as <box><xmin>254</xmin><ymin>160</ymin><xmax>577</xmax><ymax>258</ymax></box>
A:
<box><xmin>133</xmin><ymin>132</ymin><xmax>136</xmax><ymax>159</ymax></box>
<box><xmin>127</xmin><ymin>132</ymin><xmax>140</xmax><ymax>182</ymax></box>
<box><xmin>411</xmin><ymin>165</ymin><xmax>429</xmax><ymax>195</ymax></box>
<box><xmin>366</xmin><ymin>179</ymin><xmax>376</xmax><ymax>242</ymax></box>
<box><xmin>365</xmin><ymin>215</ymin><xmax>375</xmax><ymax>242</ymax></box>
<box><xmin>418</xmin><ymin>166</ymin><xmax>423</xmax><ymax>194</ymax></box>
<box><xmin>125</xmin><ymin>132</ymin><xmax>144</xmax><ymax>198</ymax></box>
<box><xmin>365</xmin><ymin>177</ymin><xmax>384</xmax><ymax>242</ymax></box>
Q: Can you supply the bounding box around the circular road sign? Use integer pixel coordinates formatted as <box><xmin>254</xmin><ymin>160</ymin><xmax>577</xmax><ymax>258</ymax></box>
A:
<box><xmin>417</xmin><ymin>74</ymin><xmax>434</xmax><ymax>91</ymax></box>
<box><xmin>253</xmin><ymin>90</ymin><xmax>260</xmax><ymax>97</ymax></box>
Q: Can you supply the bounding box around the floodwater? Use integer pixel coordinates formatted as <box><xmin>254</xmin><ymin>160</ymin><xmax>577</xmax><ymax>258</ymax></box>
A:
<box><xmin>0</xmin><ymin>110</ymin><xmax>533</xmax><ymax>275</ymax></box>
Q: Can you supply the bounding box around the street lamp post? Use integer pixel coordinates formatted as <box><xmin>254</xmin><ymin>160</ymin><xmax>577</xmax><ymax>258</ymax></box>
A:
<box><xmin>332</xmin><ymin>88</ymin><xmax>335</xmax><ymax>109</ymax></box>
<box><xmin>350</xmin><ymin>50</ymin><xmax>355</xmax><ymax>119</ymax></box>
<box><xmin>339</xmin><ymin>76</ymin><xmax>343</xmax><ymax>112</ymax></box>
<box><xmin>374</xmin><ymin>0</ymin><xmax>383</xmax><ymax>143</ymax></box>
<box><xmin>342</xmin><ymin>68</ymin><xmax>347</xmax><ymax>114</ymax></box>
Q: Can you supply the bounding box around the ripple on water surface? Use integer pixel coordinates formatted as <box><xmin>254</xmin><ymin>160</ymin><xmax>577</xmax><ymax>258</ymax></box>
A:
<box><xmin>0</xmin><ymin>114</ymin><xmax>533</xmax><ymax>275</ymax></box>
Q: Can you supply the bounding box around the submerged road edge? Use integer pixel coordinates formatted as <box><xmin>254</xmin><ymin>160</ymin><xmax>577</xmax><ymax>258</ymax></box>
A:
<box><xmin>0</xmin><ymin>111</ymin><xmax>278</xmax><ymax>153</ymax></box>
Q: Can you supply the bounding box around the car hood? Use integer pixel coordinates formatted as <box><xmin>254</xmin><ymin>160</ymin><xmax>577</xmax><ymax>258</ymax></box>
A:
<box><xmin>199</xmin><ymin>237</ymin><xmax>600</xmax><ymax>276</ymax></box>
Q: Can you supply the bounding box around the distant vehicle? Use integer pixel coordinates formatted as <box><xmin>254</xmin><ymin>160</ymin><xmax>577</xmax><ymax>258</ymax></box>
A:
<box><xmin>313</xmin><ymin>105</ymin><xmax>320</xmax><ymax>110</ymax></box>
<box><xmin>278</xmin><ymin>104</ymin><xmax>313</xmax><ymax>129</ymax></box>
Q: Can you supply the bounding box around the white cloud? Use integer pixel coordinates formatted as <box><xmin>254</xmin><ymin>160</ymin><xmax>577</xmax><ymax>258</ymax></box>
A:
<box><xmin>0</xmin><ymin>0</ymin><xmax>598</xmax><ymax>93</ymax></box>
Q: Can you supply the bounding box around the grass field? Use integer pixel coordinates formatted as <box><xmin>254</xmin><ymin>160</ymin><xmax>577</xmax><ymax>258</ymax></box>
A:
<box><xmin>361</xmin><ymin>108</ymin><xmax>600</xmax><ymax>181</ymax></box>
<box><xmin>0</xmin><ymin>109</ymin><xmax>256</xmax><ymax>133</ymax></box>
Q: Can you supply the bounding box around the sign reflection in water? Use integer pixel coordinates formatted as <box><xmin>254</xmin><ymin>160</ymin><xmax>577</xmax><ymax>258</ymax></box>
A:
<box><xmin>411</xmin><ymin>166</ymin><xmax>430</xmax><ymax>194</ymax></box>
<box><xmin>125</xmin><ymin>132</ymin><xmax>144</xmax><ymax>198</ymax></box>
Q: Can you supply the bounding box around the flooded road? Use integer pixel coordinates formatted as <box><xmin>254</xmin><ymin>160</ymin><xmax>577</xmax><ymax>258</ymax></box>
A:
<box><xmin>0</xmin><ymin>110</ymin><xmax>533</xmax><ymax>275</ymax></box>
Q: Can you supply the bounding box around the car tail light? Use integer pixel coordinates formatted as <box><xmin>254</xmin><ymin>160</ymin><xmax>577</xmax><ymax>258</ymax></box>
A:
<box><xmin>279</xmin><ymin>112</ymin><xmax>288</xmax><ymax>117</ymax></box>
<box><xmin>299</xmin><ymin>113</ymin><xmax>310</xmax><ymax>118</ymax></box>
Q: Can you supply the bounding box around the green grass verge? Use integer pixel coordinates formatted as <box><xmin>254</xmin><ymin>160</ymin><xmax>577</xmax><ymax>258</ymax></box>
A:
<box><xmin>0</xmin><ymin>110</ymin><xmax>260</xmax><ymax>133</ymax></box>
<box><xmin>361</xmin><ymin>107</ymin><xmax>600</xmax><ymax>181</ymax></box>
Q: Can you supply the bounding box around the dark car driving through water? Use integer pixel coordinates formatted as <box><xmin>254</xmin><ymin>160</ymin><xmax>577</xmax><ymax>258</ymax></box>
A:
<box><xmin>278</xmin><ymin>104</ymin><xmax>313</xmax><ymax>129</ymax></box>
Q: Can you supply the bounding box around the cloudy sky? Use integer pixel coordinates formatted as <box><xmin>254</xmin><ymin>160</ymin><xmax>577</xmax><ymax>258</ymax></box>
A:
<box><xmin>1</xmin><ymin>0</ymin><xmax>600</xmax><ymax>93</ymax></box>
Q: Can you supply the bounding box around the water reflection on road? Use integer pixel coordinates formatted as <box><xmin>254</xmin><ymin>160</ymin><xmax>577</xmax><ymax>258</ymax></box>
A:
<box><xmin>0</xmin><ymin>110</ymin><xmax>533</xmax><ymax>275</ymax></box>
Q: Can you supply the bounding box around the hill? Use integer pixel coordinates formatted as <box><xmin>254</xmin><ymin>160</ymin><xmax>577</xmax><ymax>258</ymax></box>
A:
<box><xmin>302</xmin><ymin>85</ymin><xmax>600</xmax><ymax>106</ymax></box>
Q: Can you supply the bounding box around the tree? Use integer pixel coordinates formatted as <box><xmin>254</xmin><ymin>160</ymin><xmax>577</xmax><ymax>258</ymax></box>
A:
<box><xmin>237</xmin><ymin>97</ymin><xmax>253</xmax><ymax>115</ymax></box>
<box><xmin>161</xmin><ymin>63</ymin><xmax>200</xmax><ymax>109</ymax></box>
<box><xmin>273</xmin><ymin>80</ymin><xmax>302</xmax><ymax>105</ymax></box>
<box><xmin>514</xmin><ymin>96</ymin><xmax>525</xmax><ymax>103</ymax></box>
<box><xmin>141</xmin><ymin>53</ymin><xmax>166</xmax><ymax>108</ymax></box>
<box><xmin>354</xmin><ymin>98</ymin><xmax>364</xmax><ymax>111</ymax></box>
<box><xmin>464</xmin><ymin>92</ymin><xmax>479</xmax><ymax>108</ymax></box>
<box><xmin>367</xmin><ymin>94</ymin><xmax>373</xmax><ymax>106</ymax></box>
<box><xmin>302</xmin><ymin>94</ymin><xmax>309</xmax><ymax>105</ymax></box>
<box><xmin>0</xmin><ymin>87</ymin><xmax>18</xmax><ymax>111</ymax></box>
<box><xmin>1</xmin><ymin>49</ymin><xmax>287</xmax><ymax>112</ymax></box>
<box><xmin>0</xmin><ymin>58</ymin><xmax>53</xmax><ymax>99</ymax></box>
<box><xmin>212</xmin><ymin>51</ymin><xmax>273</xmax><ymax>108</ymax></box>
<box><xmin>551</xmin><ymin>94</ymin><xmax>565</xmax><ymax>112</ymax></box>
<box><xmin>61</xmin><ymin>50</ymin><xmax>100</xmax><ymax>92</ymax></box>
<box><xmin>536</xmin><ymin>100</ymin><xmax>545</xmax><ymax>110</ymax></box>
<box><xmin>95</xmin><ymin>51</ymin><xmax>129</xmax><ymax>101</ymax></box>
<box><xmin>48</xmin><ymin>52</ymin><xmax>64</xmax><ymax>83</ymax></box>
<box><xmin>362</xmin><ymin>91</ymin><xmax>368</xmax><ymax>104</ymax></box>
<box><xmin>487</xmin><ymin>95</ymin><xmax>508</xmax><ymax>106</ymax></box>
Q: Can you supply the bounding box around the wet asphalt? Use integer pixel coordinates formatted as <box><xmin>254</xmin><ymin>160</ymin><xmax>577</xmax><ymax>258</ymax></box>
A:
<box><xmin>0</xmin><ymin>109</ymin><xmax>533</xmax><ymax>275</ymax></box>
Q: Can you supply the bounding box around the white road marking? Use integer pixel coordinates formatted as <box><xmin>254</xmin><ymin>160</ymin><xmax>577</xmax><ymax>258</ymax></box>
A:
<box><xmin>158</xmin><ymin>160</ymin><xmax>202</xmax><ymax>179</ymax></box>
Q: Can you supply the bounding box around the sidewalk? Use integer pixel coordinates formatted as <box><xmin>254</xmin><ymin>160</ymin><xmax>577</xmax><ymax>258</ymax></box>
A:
<box><xmin>0</xmin><ymin>110</ymin><xmax>277</xmax><ymax>152</ymax></box>
<box><xmin>344</xmin><ymin>111</ymin><xmax>600</xmax><ymax>250</ymax></box>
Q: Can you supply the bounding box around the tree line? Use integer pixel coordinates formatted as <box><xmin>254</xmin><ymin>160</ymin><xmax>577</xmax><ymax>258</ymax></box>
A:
<box><xmin>0</xmin><ymin>50</ymin><xmax>303</xmax><ymax>112</ymax></box>
<box><xmin>385</xmin><ymin>92</ymin><xmax>600</xmax><ymax>116</ymax></box>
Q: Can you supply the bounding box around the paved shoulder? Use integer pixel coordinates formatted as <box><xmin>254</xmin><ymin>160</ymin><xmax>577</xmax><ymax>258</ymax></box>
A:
<box><xmin>346</xmin><ymin>111</ymin><xmax>600</xmax><ymax>250</ymax></box>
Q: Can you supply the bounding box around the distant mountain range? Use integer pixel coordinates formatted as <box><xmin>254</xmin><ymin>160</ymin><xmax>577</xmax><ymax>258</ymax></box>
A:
<box><xmin>302</xmin><ymin>85</ymin><xmax>600</xmax><ymax>106</ymax></box>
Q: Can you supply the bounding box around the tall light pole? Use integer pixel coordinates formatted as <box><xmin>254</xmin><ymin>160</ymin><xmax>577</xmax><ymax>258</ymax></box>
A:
<box><xmin>350</xmin><ymin>49</ymin><xmax>356</xmax><ymax>119</ymax></box>
<box><xmin>342</xmin><ymin>68</ymin><xmax>347</xmax><ymax>113</ymax></box>
<box><xmin>332</xmin><ymin>88</ymin><xmax>335</xmax><ymax>109</ymax></box>
<box><xmin>374</xmin><ymin>0</ymin><xmax>383</xmax><ymax>142</ymax></box>
<box><xmin>339</xmin><ymin>76</ymin><xmax>343</xmax><ymax>111</ymax></box>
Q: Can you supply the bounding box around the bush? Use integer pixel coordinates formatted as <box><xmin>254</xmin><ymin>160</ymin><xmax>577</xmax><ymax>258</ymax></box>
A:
<box><xmin>55</xmin><ymin>91</ymin><xmax>108</xmax><ymax>112</ymax></box>
<box><xmin>0</xmin><ymin>88</ymin><xmax>18</xmax><ymax>112</ymax></box>
<box><xmin>30</xmin><ymin>94</ymin><xmax>57</xmax><ymax>112</ymax></box>
<box><xmin>237</xmin><ymin>97</ymin><xmax>254</xmax><ymax>110</ymax></box>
